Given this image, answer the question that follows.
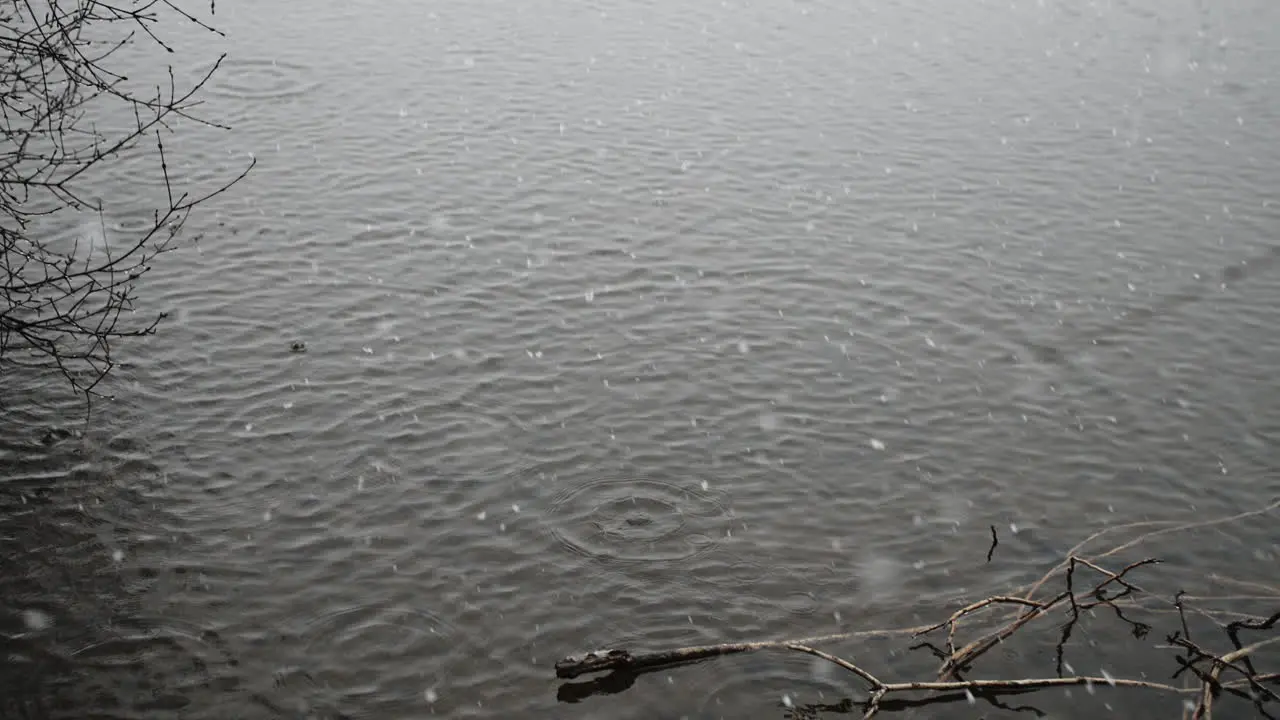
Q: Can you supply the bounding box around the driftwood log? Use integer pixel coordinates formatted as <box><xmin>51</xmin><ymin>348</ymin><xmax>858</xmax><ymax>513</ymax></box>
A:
<box><xmin>556</xmin><ymin>642</ymin><xmax>778</xmax><ymax>679</ymax></box>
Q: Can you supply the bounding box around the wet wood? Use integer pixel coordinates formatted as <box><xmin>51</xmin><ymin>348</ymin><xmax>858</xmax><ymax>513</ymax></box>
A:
<box><xmin>554</xmin><ymin>642</ymin><xmax>765</xmax><ymax>679</ymax></box>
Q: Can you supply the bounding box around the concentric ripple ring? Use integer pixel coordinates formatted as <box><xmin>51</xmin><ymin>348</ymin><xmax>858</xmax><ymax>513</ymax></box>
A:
<box><xmin>546</xmin><ymin>476</ymin><xmax>730</xmax><ymax>566</ymax></box>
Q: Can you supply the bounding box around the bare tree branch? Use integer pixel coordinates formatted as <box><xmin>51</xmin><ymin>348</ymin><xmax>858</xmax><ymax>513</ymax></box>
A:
<box><xmin>1</xmin><ymin>0</ymin><xmax>252</xmax><ymax>405</ymax></box>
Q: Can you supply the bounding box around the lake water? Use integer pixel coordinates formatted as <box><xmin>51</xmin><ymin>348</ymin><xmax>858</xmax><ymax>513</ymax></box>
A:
<box><xmin>3</xmin><ymin>0</ymin><xmax>1279</xmax><ymax>718</ymax></box>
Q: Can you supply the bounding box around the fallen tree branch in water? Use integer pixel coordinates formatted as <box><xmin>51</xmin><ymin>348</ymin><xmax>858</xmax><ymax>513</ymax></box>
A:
<box><xmin>553</xmin><ymin>498</ymin><xmax>1280</xmax><ymax>719</ymax></box>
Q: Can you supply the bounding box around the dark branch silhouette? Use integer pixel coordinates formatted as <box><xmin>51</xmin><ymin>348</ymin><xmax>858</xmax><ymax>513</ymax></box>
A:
<box><xmin>1</xmin><ymin>0</ymin><xmax>252</xmax><ymax>406</ymax></box>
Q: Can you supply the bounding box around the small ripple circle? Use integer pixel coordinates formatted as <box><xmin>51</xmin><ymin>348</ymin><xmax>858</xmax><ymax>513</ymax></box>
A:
<box><xmin>547</xmin><ymin>476</ymin><xmax>729</xmax><ymax>566</ymax></box>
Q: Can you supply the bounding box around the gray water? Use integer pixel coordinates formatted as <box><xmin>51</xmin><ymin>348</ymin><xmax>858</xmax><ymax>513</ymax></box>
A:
<box><xmin>3</xmin><ymin>0</ymin><xmax>1280</xmax><ymax>717</ymax></box>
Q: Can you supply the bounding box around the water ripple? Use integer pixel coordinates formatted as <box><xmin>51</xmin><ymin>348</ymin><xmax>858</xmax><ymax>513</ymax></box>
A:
<box><xmin>203</xmin><ymin>57</ymin><xmax>321</xmax><ymax>101</ymax></box>
<box><xmin>546</xmin><ymin>476</ymin><xmax>731</xmax><ymax>568</ymax></box>
<box><xmin>67</xmin><ymin>615</ymin><xmax>240</xmax><ymax>714</ymax></box>
<box><xmin>696</xmin><ymin>654</ymin><xmax>857</xmax><ymax>719</ymax></box>
<box><xmin>273</xmin><ymin>604</ymin><xmax>468</xmax><ymax>719</ymax></box>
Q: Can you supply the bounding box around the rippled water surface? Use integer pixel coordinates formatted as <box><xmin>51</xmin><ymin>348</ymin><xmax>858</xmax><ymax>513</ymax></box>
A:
<box><xmin>4</xmin><ymin>0</ymin><xmax>1280</xmax><ymax>718</ymax></box>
